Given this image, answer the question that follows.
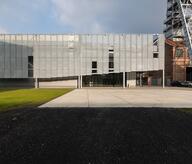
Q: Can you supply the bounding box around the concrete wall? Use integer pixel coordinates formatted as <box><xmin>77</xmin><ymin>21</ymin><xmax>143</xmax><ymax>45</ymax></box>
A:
<box><xmin>39</xmin><ymin>80</ymin><xmax>77</xmax><ymax>88</ymax></box>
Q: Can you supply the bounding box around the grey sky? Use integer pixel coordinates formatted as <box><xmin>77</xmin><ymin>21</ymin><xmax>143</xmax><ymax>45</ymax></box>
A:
<box><xmin>0</xmin><ymin>0</ymin><xmax>167</xmax><ymax>33</ymax></box>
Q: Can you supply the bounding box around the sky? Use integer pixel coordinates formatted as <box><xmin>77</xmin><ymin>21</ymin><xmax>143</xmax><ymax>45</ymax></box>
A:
<box><xmin>0</xmin><ymin>0</ymin><xmax>167</xmax><ymax>34</ymax></box>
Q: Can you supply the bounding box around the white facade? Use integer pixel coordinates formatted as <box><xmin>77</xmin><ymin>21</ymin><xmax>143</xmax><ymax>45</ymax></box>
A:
<box><xmin>0</xmin><ymin>34</ymin><xmax>165</xmax><ymax>81</ymax></box>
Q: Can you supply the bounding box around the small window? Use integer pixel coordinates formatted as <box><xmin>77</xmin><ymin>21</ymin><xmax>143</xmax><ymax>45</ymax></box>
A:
<box><xmin>28</xmin><ymin>56</ymin><xmax>33</xmax><ymax>77</ymax></box>
<box><xmin>92</xmin><ymin>70</ymin><xmax>97</xmax><ymax>73</ymax></box>
<box><xmin>28</xmin><ymin>70</ymin><xmax>33</xmax><ymax>77</ymax></box>
<box><xmin>92</xmin><ymin>61</ymin><xmax>97</xmax><ymax>69</ymax></box>
<box><xmin>109</xmin><ymin>62</ymin><xmax>114</xmax><ymax>69</ymax></box>
<box><xmin>109</xmin><ymin>49</ymin><xmax>114</xmax><ymax>52</ymax></box>
<box><xmin>153</xmin><ymin>53</ymin><xmax>159</xmax><ymax>58</ymax></box>
<box><xmin>109</xmin><ymin>53</ymin><xmax>114</xmax><ymax>69</ymax></box>
<box><xmin>28</xmin><ymin>56</ymin><xmax>33</xmax><ymax>69</ymax></box>
<box><xmin>109</xmin><ymin>69</ymin><xmax>114</xmax><ymax>72</ymax></box>
<box><xmin>109</xmin><ymin>53</ymin><xmax>114</xmax><ymax>58</ymax></box>
<box><xmin>176</xmin><ymin>48</ymin><xmax>183</xmax><ymax>58</ymax></box>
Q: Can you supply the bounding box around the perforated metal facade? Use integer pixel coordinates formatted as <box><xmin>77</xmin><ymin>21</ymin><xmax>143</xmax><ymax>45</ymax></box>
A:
<box><xmin>0</xmin><ymin>34</ymin><xmax>165</xmax><ymax>79</ymax></box>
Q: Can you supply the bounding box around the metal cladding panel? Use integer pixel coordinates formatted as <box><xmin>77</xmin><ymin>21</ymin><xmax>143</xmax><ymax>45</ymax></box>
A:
<box><xmin>0</xmin><ymin>35</ymin><xmax>4</xmax><ymax>77</ymax></box>
<box><xmin>45</xmin><ymin>46</ymin><xmax>51</xmax><ymax>78</ymax></box>
<box><xmin>57</xmin><ymin>46</ymin><xmax>63</xmax><ymax>77</ymax></box>
<box><xmin>51</xmin><ymin>43</ymin><xmax>58</xmax><ymax>78</ymax></box>
<box><xmin>4</xmin><ymin>40</ymin><xmax>11</xmax><ymax>78</ymax></box>
<box><xmin>69</xmin><ymin>51</ymin><xmax>74</xmax><ymax>76</ymax></box>
<box><xmin>131</xmin><ymin>35</ymin><xmax>137</xmax><ymax>71</ymax></box>
<box><xmin>92</xmin><ymin>35</ymin><xmax>97</xmax><ymax>59</ymax></box>
<box><xmin>0</xmin><ymin>46</ymin><xmax>4</xmax><ymax>77</ymax></box>
<box><xmin>142</xmin><ymin>35</ymin><xmax>148</xmax><ymax>71</ymax></box>
<box><xmin>153</xmin><ymin>58</ymin><xmax>159</xmax><ymax>71</ymax></box>
<box><xmin>114</xmin><ymin>35</ymin><xmax>119</xmax><ymax>73</ymax></box>
<box><xmin>97</xmin><ymin>35</ymin><xmax>103</xmax><ymax>75</ymax></box>
<box><xmin>80</xmin><ymin>35</ymin><xmax>87</xmax><ymax>75</ymax></box>
<box><xmin>33</xmin><ymin>46</ymin><xmax>39</xmax><ymax>78</ymax></box>
<box><xmin>18</xmin><ymin>42</ymin><xmax>23</xmax><ymax>78</ymax></box>
<box><xmin>22</xmin><ymin>41</ymin><xmax>30</xmax><ymax>78</ymax></box>
<box><xmin>103</xmin><ymin>35</ymin><xmax>109</xmax><ymax>74</ymax></box>
<box><xmin>125</xmin><ymin>35</ymin><xmax>131</xmax><ymax>72</ymax></box>
<box><xmin>0</xmin><ymin>35</ymin><xmax>28</xmax><ymax>78</ymax></box>
<box><xmin>136</xmin><ymin>35</ymin><xmax>143</xmax><ymax>71</ymax></box>
<box><xmin>0</xmin><ymin>34</ymin><xmax>165</xmax><ymax>79</ymax></box>
<box><xmin>147</xmin><ymin>35</ymin><xmax>153</xmax><ymax>71</ymax></box>
<box><xmin>10</xmin><ymin>36</ymin><xmax>16</xmax><ymax>78</ymax></box>
<box><xmin>119</xmin><ymin>35</ymin><xmax>125</xmax><ymax>72</ymax></box>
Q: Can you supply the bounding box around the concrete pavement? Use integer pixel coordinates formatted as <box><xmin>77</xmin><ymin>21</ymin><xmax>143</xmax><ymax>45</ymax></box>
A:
<box><xmin>40</xmin><ymin>88</ymin><xmax>192</xmax><ymax>108</ymax></box>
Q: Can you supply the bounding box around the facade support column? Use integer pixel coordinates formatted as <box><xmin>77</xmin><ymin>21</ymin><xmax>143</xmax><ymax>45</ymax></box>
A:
<box><xmin>123</xmin><ymin>72</ymin><xmax>126</xmax><ymax>88</ymax></box>
<box><xmin>35</xmin><ymin>78</ymin><xmax>39</xmax><ymax>88</ymax></box>
<box><xmin>78</xmin><ymin>75</ymin><xmax>83</xmax><ymax>89</ymax></box>
<box><xmin>140</xmin><ymin>73</ymin><xmax>142</xmax><ymax>87</ymax></box>
<box><xmin>78</xmin><ymin>76</ymin><xmax>81</xmax><ymax>89</ymax></box>
<box><xmin>80</xmin><ymin>75</ymin><xmax>83</xmax><ymax>89</ymax></box>
<box><xmin>163</xmin><ymin>69</ymin><xmax>165</xmax><ymax>88</ymax></box>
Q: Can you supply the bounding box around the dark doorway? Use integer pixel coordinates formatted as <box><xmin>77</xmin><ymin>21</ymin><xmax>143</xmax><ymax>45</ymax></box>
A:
<box><xmin>83</xmin><ymin>73</ymin><xmax>123</xmax><ymax>87</ymax></box>
<box><xmin>186</xmin><ymin>67</ymin><xmax>192</xmax><ymax>81</ymax></box>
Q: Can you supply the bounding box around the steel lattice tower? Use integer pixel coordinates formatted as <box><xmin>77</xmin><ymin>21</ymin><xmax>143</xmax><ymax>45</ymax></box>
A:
<box><xmin>164</xmin><ymin>0</ymin><xmax>192</xmax><ymax>58</ymax></box>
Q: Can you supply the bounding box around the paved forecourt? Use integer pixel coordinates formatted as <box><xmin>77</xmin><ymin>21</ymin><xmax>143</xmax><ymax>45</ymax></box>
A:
<box><xmin>40</xmin><ymin>88</ymin><xmax>192</xmax><ymax>108</ymax></box>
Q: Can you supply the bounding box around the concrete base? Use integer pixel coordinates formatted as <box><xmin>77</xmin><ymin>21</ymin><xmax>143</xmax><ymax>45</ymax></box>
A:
<box><xmin>39</xmin><ymin>80</ymin><xmax>77</xmax><ymax>88</ymax></box>
<box><xmin>40</xmin><ymin>88</ymin><xmax>192</xmax><ymax>108</ymax></box>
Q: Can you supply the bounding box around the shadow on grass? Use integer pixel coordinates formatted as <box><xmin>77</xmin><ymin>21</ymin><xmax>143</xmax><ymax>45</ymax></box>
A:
<box><xmin>0</xmin><ymin>88</ymin><xmax>21</xmax><ymax>93</ymax></box>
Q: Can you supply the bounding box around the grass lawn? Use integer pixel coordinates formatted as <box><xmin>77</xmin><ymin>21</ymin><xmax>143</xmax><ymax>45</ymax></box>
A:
<box><xmin>0</xmin><ymin>88</ymin><xmax>73</xmax><ymax>111</ymax></box>
<box><xmin>179</xmin><ymin>108</ymin><xmax>192</xmax><ymax>113</ymax></box>
<box><xmin>0</xmin><ymin>88</ymin><xmax>19</xmax><ymax>93</ymax></box>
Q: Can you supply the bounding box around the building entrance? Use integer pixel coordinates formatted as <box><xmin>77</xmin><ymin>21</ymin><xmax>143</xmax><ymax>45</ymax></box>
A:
<box><xmin>186</xmin><ymin>67</ymin><xmax>192</xmax><ymax>81</ymax></box>
<box><xmin>82</xmin><ymin>73</ymin><xmax>123</xmax><ymax>87</ymax></box>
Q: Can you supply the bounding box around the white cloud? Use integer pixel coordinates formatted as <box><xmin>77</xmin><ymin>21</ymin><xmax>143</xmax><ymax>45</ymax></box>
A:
<box><xmin>0</xmin><ymin>26</ymin><xmax>8</xmax><ymax>34</ymax></box>
<box><xmin>51</xmin><ymin>0</ymin><xmax>117</xmax><ymax>33</ymax></box>
<box><xmin>51</xmin><ymin>0</ymin><xmax>166</xmax><ymax>33</ymax></box>
<box><xmin>0</xmin><ymin>0</ymin><xmax>50</xmax><ymax>25</ymax></box>
<box><xmin>0</xmin><ymin>0</ymin><xmax>166</xmax><ymax>33</ymax></box>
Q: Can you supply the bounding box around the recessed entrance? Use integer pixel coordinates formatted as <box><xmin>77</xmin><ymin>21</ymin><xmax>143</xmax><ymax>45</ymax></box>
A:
<box><xmin>186</xmin><ymin>67</ymin><xmax>192</xmax><ymax>81</ymax></box>
<box><xmin>82</xmin><ymin>73</ymin><xmax>124</xmax><ymax>87</ymax></box>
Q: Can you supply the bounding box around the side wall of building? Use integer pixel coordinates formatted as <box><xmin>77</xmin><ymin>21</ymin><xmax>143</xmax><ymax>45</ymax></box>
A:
<box><xmin>0</xmin><ymin>35</ymin><xmax>32</xmax><ymax>78</ymax></box>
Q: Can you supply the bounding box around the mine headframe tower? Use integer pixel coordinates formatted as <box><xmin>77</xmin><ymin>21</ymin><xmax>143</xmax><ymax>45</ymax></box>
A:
<box><xmin>164</xmin><ymin>0</ymin><xmax>192</xmax><ymax>61</ymax></box>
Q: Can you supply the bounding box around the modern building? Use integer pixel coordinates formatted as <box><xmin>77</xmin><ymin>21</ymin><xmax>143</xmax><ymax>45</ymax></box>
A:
<box><xmin>0</xmin><ymin>34</ymin><xmax>165</xmax><ymax>88</ymax></box>
<box><xmin>164</xmin><ymin>0</ymin><xmax>192</xmax><ymax>57</ymax></box>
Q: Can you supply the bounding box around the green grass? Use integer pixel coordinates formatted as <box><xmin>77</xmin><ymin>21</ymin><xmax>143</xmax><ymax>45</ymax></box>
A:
<box><xmin>0</xmin><ymin>88</ymin><xmax>73</xmax><ymax>111</ymax></box>
<box><xmin>0</xmin><ymin>88</ymin><xmax>19</xmax><ymax>93</ymax></box>
<box><xmin>178</xmin><ymin>108</ymin><xmax>192</xmax><ymax>113</ymax></box>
